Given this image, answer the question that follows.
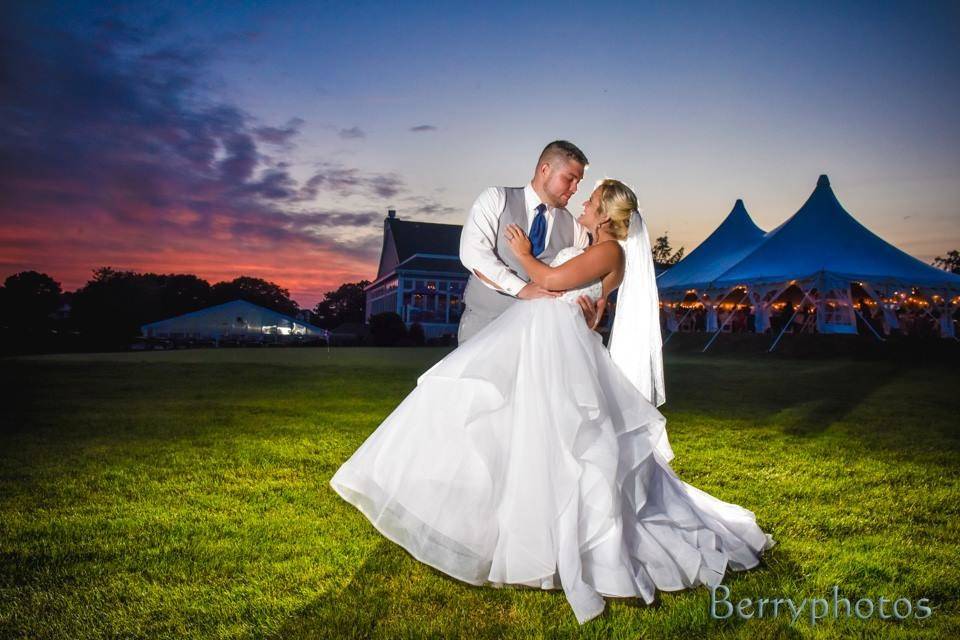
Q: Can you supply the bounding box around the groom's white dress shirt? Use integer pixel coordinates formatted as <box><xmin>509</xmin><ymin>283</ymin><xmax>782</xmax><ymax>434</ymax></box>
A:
<box><xmin>459</xmin><ymin>182</ymin><xmax>591</xmax><ymax>297</ymax></box>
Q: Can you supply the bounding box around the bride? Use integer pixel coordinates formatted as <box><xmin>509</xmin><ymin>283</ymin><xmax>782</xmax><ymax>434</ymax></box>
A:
<box><xmin>329</xmin><ymin>179</ymin><xmax>775</xmax><ymax>624</ymax></box>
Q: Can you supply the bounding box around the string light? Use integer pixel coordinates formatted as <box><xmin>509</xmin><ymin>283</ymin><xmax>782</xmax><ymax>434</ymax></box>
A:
<box><xmin>659</xmin><ymin>281</ymin><xmax>958</xmax><ymax>332</ymax></box>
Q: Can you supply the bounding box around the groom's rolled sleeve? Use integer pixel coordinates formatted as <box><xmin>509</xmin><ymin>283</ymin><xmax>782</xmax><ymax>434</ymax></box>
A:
<box><xmin>460</xmin><ymin>187</ymin><xmax>528</xmax><ymax>297</ymax></box>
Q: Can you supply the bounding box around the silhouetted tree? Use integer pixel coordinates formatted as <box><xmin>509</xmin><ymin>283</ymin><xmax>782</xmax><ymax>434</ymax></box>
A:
<box><xmin>652</xmin><ymin>233</ymin><xmax>685</xmax><ymax>265</ymax></box>
<box><xmin>70</xmin><ymin>268</ymin><xmax>160</xmax><ymax>348</ymax></box>
<box><xmin>0</xmin><ymin>271</ymin><xmax>62</xmax><ymax>331</ymax></box>
<box><xmin>933</xmin><ymin>250</ymin><xmax>960</xmax><ymax>274</ymax></box>
<box><xmin>158</xmin><ymin>274</ymin><xmax>213</xmax><ymax>318</ymax></box>
<box><xmin>313</xmin><ymin>280</ymin><xmax>371</xmax><ymax>330</ymax></box>
<box><xmin>210</xmin><ymin>276</ymin><xmax>299</xmax><ymax>316</ymax></box>
<box><xmin>71</xmin><ymin>269</ymin><xmax>216</xmax><ymax>349</ymax></box>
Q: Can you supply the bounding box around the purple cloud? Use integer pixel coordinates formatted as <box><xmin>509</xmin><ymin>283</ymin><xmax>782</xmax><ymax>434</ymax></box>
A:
<box><xmin>255</xmin><ymin>118</ymin><xmax>305</xmax><ymax>146</ymax></box>
<box><xmin>299</xmin><ymin>165</ymin><xmax>405</xmax><ymax>200</ymax></box>
<box><xmin>0</xmin><ymin>6</ymin><xmax>402</xmax><ymax>301</ymax></box>
<box><xmin>339</xmin><ymin>126</ymin><xmax>366</xmax><ymax>139</ymax></box>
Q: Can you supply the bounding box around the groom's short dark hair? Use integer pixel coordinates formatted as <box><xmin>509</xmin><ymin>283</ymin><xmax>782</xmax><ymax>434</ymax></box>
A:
<box><xmin>538</xmin><ymin>140</ymin><xmax>589</xmax><ymax>169</ymax></box>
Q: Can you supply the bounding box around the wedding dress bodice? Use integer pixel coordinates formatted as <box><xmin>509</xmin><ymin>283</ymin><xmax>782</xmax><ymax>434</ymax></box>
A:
<box><xmin>548</xmin><ymin>246</ymin><xmax>603</xmax><ymax>304</ymax></box>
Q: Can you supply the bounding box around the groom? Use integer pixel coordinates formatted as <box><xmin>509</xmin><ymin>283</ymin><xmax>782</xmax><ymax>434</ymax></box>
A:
<box><xmin>458</xmin><ymin>140</ymin><xmax>603</xmax><ymax>344</ymax></box>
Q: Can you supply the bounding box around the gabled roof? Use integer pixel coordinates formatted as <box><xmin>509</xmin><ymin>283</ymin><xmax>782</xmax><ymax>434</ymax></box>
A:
<box><xmin>657</xmin><ymin>199</ymin><xmax>767</xmax><ymax>292</ymax></box>
<box><xmin>376</xmin><ymin>216</ymin><xmax>463</xmax><ymax>280</ymax></box>
<box><xmin>389</xmin><ymin>217</ymin><xmax>462</xmax><ymax>261</ymax></box>
<box><xmin>711</xmin><ymin>175</ymin><xmax>960</xmax><ymax>290</ymax></box>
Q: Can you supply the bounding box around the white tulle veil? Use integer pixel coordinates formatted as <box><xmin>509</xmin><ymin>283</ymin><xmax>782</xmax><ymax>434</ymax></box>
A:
<box><xmin>608</xmin><ymin>210</ymin><xmax>667</xmax><ymax>411</ymax></box>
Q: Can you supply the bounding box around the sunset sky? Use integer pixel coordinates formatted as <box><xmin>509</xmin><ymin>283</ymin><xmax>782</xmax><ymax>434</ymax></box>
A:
<box><xmin>2</xmin><ymin>1</ymin><xmax>958</xmax><ymax>308</ymax></box>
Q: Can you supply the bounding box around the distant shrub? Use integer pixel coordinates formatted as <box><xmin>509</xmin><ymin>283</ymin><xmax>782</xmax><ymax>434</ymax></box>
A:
<box><xmin>368</xmin><ymin>312</ymin><xmax>408</xmax><ymax>346</ymax></box>
<box><xmin>426</xmin><ymin>334</ymin><xmax>455</xmax><ymax>347</ymax></box>
<box><xmin>408</xmin><ymin>322</ymin><xmax>426</xmax><ymax>346</ymax></box>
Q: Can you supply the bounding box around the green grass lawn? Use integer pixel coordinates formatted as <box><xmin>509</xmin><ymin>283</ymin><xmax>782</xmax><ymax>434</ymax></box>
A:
<box><xmin>1</xmin><ymin>348</ymin><xmax>958</xmax><ymax>639</ymax></box>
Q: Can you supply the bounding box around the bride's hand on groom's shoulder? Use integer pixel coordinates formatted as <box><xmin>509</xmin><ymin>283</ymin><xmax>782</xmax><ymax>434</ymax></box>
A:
<box><xmin>504</xmin><ymin>224</ymin><xmax>532</xmax><ymax>256</ymax></box>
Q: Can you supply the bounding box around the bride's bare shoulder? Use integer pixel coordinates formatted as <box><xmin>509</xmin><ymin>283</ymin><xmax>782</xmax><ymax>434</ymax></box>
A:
<box><xmin>586</xmin><ymin>240</ymin><xmax>624</xmax><ymax>264</ymax></box>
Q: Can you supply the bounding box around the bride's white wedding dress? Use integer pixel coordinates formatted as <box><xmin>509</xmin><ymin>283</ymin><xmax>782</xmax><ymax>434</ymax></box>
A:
<box><xmin>330</xmin><ymin>246</ymin><xmax>775</xmax><ymax>624</ymax></box>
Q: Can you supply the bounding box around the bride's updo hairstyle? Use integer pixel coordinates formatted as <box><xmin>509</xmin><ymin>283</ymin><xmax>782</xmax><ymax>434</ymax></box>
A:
<box><xmin>595</xmin><ymin>179</ymin><xmax>639</xmax><ymax>241</ymax></box>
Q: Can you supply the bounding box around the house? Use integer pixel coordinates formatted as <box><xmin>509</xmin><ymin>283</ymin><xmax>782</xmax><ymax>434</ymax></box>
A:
<box><xmin>365</xmin><ymin>210</ymin><xmax>469</xmax><ymax>339</ymax></box>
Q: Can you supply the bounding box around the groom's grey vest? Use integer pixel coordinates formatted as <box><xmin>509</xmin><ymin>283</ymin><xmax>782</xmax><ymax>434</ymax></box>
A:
<box><xmin>459</xmin><ymin>187</ymin><xmax>575</xmax><ymax>341</ymax></box>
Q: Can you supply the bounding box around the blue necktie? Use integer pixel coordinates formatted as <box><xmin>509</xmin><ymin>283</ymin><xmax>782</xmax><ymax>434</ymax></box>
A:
<box><xmin>529</xmin><ymin>203</ymin><xmax>547</xmax><ymax>257</ymax></box>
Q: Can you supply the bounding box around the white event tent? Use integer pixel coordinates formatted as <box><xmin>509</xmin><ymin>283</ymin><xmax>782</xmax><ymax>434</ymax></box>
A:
<box><xmin>141</xmin><ymin>299</ymin><xmax>329</xmax><ymax>343</ymax></box>
<box><xmin>658</xmin><ymin>175</ymin><xmax>960</xmax><ymax>342</ymax></box>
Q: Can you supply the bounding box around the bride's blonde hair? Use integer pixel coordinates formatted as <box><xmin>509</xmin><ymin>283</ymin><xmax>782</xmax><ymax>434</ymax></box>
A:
<box><xmin>595</xmin><ymin>179</ymin><xmax>638</xmax><ymax>240</ymax></box>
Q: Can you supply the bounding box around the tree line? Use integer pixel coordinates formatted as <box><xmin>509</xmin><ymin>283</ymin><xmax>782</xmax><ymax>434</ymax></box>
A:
<box><xmin>2</xmin><ymin>247</ymin><xmax>956</xmax><ymax>354</ymax></box>
<box><xmin>0</xmin><ymin>268</ymin><xmax>371</xmax><ymax>354</ymax></box>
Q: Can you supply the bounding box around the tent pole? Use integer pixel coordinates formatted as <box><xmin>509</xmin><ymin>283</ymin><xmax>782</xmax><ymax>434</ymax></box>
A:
<box><xmin>769</xmin><ymin>286</ymin><xmax>815</xmax><ymax>353</ymax></box>
<box><xmin>859</xmin><ymin>282</ymin><xmax>888</xmax><ymax>335</ymax></box>
<box><xmin>949</xmin><ymin>300</ymin><xmax>960</xmax><ymax>342</ymax></box>
<box><xmin>702</xmin><ymin>290</ymin><xmax>749</xmax><ymax>353</ymax></box>
<box><xmin>854</xmin><ymin>307</ymin><xmax>885</xmax><ymax>342</ymax></box>
<box><xmin>663</xmin><ymin>304</ymin><xmax>697</xmax><ymax>345</ymax></box>
<box><xmin>752</xmin><ymin>281</ymin><xmax>793</xmax><ymax>334</ymax></box>
<box><xmin>921</xmin><ymin>296</ymin><xmax>959</xmax><ymax>340</ymax></box>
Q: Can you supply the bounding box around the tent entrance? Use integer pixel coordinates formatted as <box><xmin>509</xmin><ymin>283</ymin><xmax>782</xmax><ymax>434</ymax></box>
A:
<box><xmin>817</xmin><ymin>283</ymin><xmax>857</xmax><ymax>335</ymax></box>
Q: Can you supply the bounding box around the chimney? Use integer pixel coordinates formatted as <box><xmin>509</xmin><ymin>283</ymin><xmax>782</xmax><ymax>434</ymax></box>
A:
<box><xmin>388</xmin><ymin>209</ymin><xmax>396</xmax><ymax>219</ymax></box>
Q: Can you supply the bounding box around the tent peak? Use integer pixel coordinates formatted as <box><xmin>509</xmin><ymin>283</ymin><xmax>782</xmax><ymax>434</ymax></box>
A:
<box><xmin>728</xmin><ymin>198</ymin><xmax>752</xmax><ymax>221</ymax></box>
<box><xmin>657</xmin><ymin>197</ymin><xmax>766</xmax><ymax>292</ymax></box>
<box><xmin>708</xmin><ymin>174</ymin><xmax>960</xmax><ymax>291</ymax></box>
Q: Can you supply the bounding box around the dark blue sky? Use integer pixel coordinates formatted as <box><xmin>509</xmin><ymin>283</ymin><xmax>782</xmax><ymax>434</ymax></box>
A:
<box><xmin>1</xmin><ymin>1</ymin><xmax>957</xmax><ymax>305</ymax></box>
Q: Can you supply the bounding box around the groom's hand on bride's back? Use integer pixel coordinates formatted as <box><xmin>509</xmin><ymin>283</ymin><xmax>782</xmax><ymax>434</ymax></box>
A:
<box><xmin>517</xmin><ymin>282</ymin><xmax>563</xmax><ymax>300</ymax></box>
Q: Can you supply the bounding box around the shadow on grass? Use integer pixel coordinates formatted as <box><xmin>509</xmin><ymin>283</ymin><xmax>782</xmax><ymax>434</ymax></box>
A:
<box><xmin>665</xmin><ymin>356</ymin><xmax>960</xmax><ymax>454</ymax></box>
<box><xmin>269</xmin><ymin>539</ymin><xmax>403</xmax><ymax>639</ymax></box>
<box><xmin>271</xmin><ymin>529</ymin><xmax>796</xmax><ymax>639</ymax></box>
<box><xmin>269</xmin><ymin>538</ymin><xmax>513</xmax><ymax>639</ymax></box>
<box><xmin>773</xmin><ymin>363</ymin><xmax>906</xmax><ymax>438</ymax></box>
